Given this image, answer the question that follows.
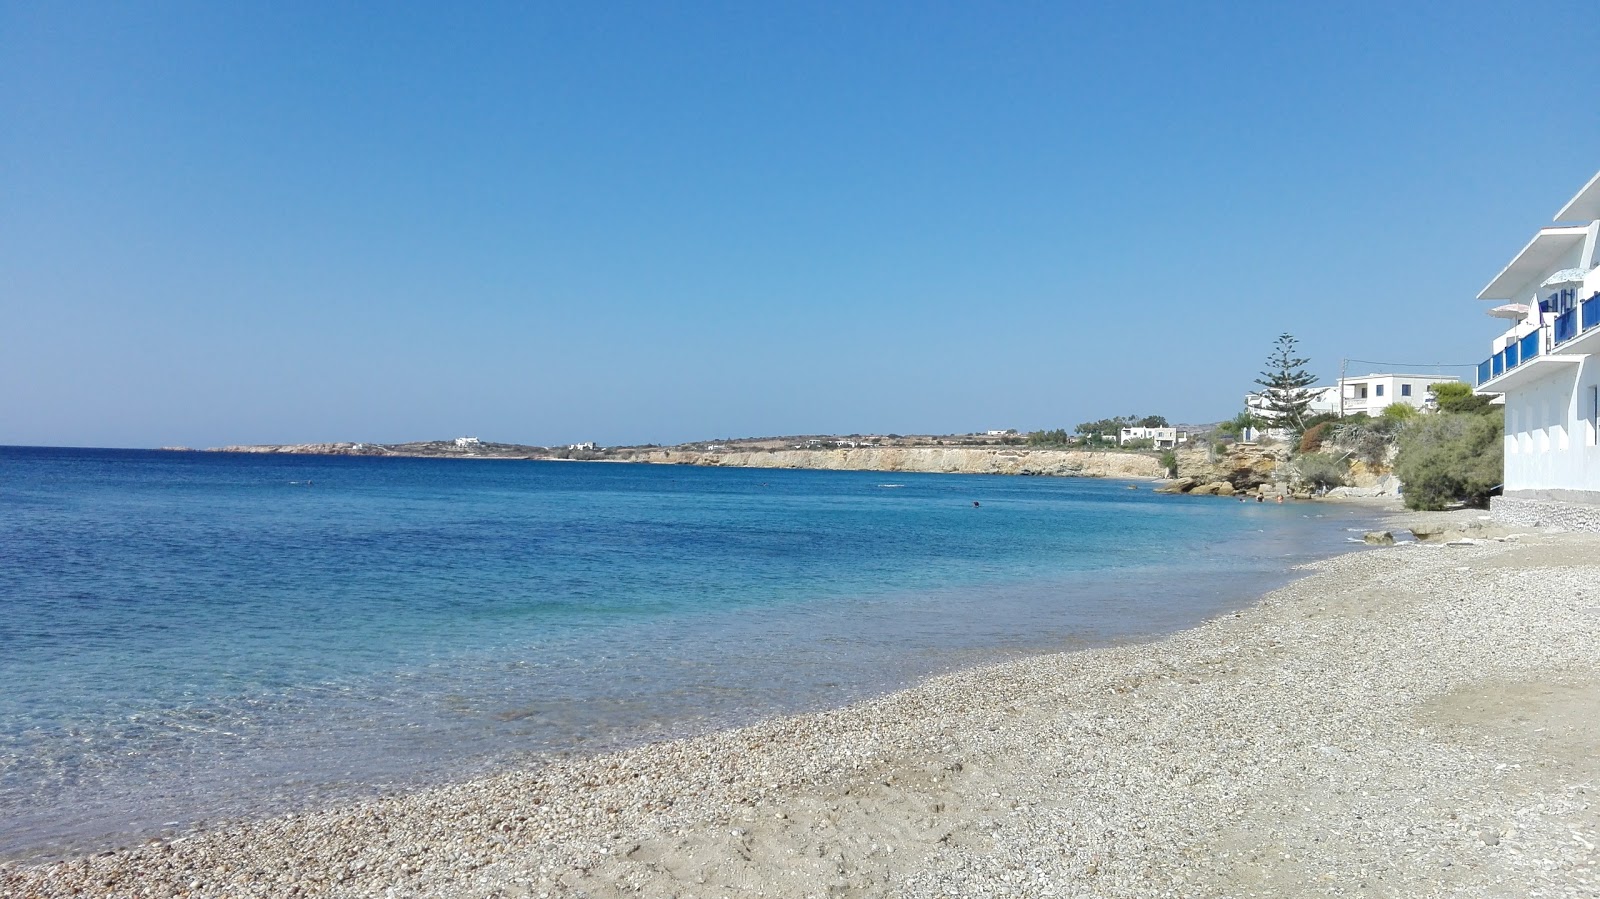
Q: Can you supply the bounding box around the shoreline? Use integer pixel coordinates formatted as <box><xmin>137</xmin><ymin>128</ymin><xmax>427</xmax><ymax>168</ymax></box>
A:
<box><xmin>0</xmin><ymin>494</ymin><xmax>1375</xmax><ymax>867</ymax></box>
<box><xmin>7</xmin><ymin>510</ymin><xmax>1592</xmax><ymax>896</ymax></box>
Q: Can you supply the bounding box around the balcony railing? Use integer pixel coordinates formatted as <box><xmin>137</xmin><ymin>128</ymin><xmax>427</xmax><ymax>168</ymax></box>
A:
<box><xmin>1477</xmin><ymin>327</ymin><xmax>1542</xmax><ymax>386</ymax></box>
<box><xmin>1548</xmin><ymin>291</ymin><xmax>1600</xmax><ymax>349</ymax></box>
<box><xmin>1555</xmin><ymin>308</ymin><xmax>1578</xmax><ymax>344</ymax></box>
<box><xmin>1475</xmin><ymin>296</ymin><xmax>1600</xmax><ymax>385</ymax></box>
<box><xmin>1520</xmin><ymin>330</ymin><xmax>1540</xmax><ymax>362</ymax></box>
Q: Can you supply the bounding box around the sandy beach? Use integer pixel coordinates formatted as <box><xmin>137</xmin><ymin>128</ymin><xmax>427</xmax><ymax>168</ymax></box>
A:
<box><xmin>4</xmin><ymin>510</ymin><xmax>1598</xmax><ymax>898</ymax></box>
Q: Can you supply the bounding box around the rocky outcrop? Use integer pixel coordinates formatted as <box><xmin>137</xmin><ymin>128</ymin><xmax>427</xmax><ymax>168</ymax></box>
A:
<box><xmin>1162</xmin><ymin>442</ymin><xmax>1289</xmax><ymax>496</ymax></box>
<box><xmin>1325</xmin><ymin>475</ymin><xmax>1402</xmax><ymax>499</ymax></box>
<box><xmin>625</xmin><ymin>447</ymin><xmax>1164</xmax><ymax>479</ymax></box>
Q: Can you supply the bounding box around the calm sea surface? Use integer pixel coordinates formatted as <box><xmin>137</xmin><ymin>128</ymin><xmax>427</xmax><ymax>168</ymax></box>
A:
<box><xmin>0</xmin><ymin>447</ymin><xmax>1378</xmax><ymax>859</ymax></box>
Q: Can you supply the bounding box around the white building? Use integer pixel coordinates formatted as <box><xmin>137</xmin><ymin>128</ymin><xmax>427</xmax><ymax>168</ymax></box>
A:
<box><xmin>1244</xmin><ymin>385</ymin><xmax>1341</xmax><ymax>423</ymax></box>
<box><xmin>1117</xmin><ymin>426</ymin><xmax>1188</xmax><ymax>448</ymax></box>
<box><xmin>454</xmin><ymin>436</ymin><xmax>481</xmax><ymax>447</ymax></box>
<box><xmin>1336</xmin><ymin>373</ymin><xmax>1462</xmax><ymax>417</ymax></box>
<box><xmin>1473</xmin><ymin>168</ymin><xmax>1600</xmax><ymax>529</ymax></box>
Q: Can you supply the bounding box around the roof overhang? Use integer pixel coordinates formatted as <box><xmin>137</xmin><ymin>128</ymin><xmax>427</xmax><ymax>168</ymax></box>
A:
<box><xmin>1555</xmin><ymin>169</ymin><xmax>1600</xmax><ymax>223</ymax></box>
<box><xmin>1477</xmin><ymin>227</ymin><xmax>1590</xmax><ymax>300</ymax></box>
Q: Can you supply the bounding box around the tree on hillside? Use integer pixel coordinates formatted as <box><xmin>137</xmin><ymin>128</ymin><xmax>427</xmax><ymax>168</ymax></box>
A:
<box><xmin>1027</xmin><ymin>428</ymin><xmax>1072</xmax><ymax>447</ymax></box>
<box><xmin>1253</xmin><ymin>333</ymin><xmax>1318</xmax><ymax>435</ymax></box>
<box><xmin>1428</xmin><ymin>381</ymin><xmax>1494</xmax><ymax>415</ymax></box>
<box><xmin>1075</xmin><ymin>416</ymin><xmax>1128</xmax><ymax>439</ymax></box>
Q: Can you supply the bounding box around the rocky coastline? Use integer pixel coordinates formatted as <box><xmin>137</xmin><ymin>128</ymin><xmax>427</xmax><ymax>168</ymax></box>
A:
<box><xmin>627</xmin><ymin>446</ymin><xmax>1165</xmax><ymax>479</ymax></box>
<box><xmin>192</xmin><ymin>442</ymin><xmax>1171</xmax><ymax>480</ymax></box>
<box><xmin>185</xmin><ymin>437</ymin><xmax>1415</xmax><ymax>501</ymax></box>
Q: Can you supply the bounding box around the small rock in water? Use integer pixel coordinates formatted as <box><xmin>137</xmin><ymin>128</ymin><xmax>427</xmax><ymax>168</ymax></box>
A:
<box><xmin>1363</xmin><ymin>531</ymin><xmax>1395</xmax><ymax>545</ymax></box>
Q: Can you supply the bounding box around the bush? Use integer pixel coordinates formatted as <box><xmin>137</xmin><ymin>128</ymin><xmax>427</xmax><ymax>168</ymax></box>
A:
<box><xmin>1332</xmin><ymin>420</ymin><xmax>1392</xmax><ymax>466</ymax></box>
<box><xmin>1429</xmin><ymin>382</ymin><xmax>1493</xmax><ymax>415</ymax></box>
<box><xmin>1380</xmin><ymin>403</ymin><xmax>1421</xmax><ymax>425</ymax></box>
<box><xmin>1294</xmin><ymin>452</ymin><xmax>1349</xmax><ymax>491</ymax></box>
<box><xmin>1394</xmin><ymin>412</ymin><xmax>1504</xmax><ymax>510</ymax></box>
<box><xmin>1158</xmin><ymin>449</ymin><xmax>1177</xmax><ymax>477</ymax></box>
<box><xmin>1300</xmin><ymin>411</ymin><xmax>1341</xmax><ymax>435</ymax></box>
<box><xmin>1217</xmin><ymin>411</ymin><xmax>1261</xmax><ymax>437</ymax></box>
<box><xmin>1298</xmin><ymin>421</ymin><xmax>1332</xmax><ymax>454</ymax></box>
<box><xmin>1027</xmin><ymin>428</ymin><xmax>1072</xmax><ymax>447</ymax></box>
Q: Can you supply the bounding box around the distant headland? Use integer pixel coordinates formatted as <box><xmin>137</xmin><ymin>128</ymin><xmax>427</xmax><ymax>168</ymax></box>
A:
<box><xmin>186</xmin><ymin>432</ymin><xmax>1175</xmax><ymax>480</ymax></box>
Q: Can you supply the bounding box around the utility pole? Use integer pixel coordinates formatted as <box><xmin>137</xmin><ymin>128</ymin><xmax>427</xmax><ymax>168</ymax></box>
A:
<box><xmin>1338</xmin><ymin>357</ymin><xmax>1347</xmax><ymax>418</ymax></box>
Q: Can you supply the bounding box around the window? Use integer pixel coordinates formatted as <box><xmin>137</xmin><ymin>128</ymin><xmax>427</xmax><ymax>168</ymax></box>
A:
<box><xmin>1375</xmin><ymin>384</ymin><xmax>1385</xmax><ymax>397</ymax></box>
<box><xmin>1401</xmin><ymin>384</ymin><xmax>1411</xmax><ymax>397</ymax></box>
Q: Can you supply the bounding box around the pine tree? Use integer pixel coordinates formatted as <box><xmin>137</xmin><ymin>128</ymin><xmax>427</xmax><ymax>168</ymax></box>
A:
<box><xmin>1254</xmin><ymin>333</ymin><xmax>1318</xmax><ymax>434</ymax></box>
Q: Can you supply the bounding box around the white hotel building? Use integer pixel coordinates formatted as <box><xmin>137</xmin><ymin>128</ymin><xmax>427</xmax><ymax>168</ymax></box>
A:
<box><xmin>1474</xmin><ymin>168</ymin><xmax>1600</xmax><ymax>529</ymax></box>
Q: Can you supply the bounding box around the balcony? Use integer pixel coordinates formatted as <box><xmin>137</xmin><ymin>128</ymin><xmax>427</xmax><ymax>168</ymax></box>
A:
<box><xmin>1476</xmin><ymin>319</ymin><xmax>1585</xmax><ymax>392</ymax></box>
<box><xmin>1549</xmin><ymin>291</ymin><xmax>1600</xmax><ymax>356</ymax></box>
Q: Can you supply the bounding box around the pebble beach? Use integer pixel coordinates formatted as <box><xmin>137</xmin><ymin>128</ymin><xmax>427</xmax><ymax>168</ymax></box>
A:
<box><xmin>5</xmin><ymin>510</ymin><xmax>1598</xmax><ymax>898</ymax></box>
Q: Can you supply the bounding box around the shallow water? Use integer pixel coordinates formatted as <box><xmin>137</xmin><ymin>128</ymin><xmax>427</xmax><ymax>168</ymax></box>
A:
<box><xmin>0</xmin><ymin>447</ymin><xmax>1377</xmax><ymax>858</ymax></box>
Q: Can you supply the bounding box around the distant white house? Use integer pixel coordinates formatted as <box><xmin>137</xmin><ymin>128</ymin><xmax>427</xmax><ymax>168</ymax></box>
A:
<box><xmin>1117</xmin><ymin>426</ymin><xmax>1188</xmax><ymax>448</ymax></box>
<box><xmin>985</xmin><ymin>429</ymin><xmax>1018</xmax><ymax>437</ymax></box>
<box><xmin>1336</xmin><ymin>374</ymin><xmax>1462</xmax><ymax>416</ymax></box>
<box><xmin>568</xmin><ymin>442</ymin><xmax>597</xmax><ymax>451</ymax></box>
<box><xmin>1472</xmin><ymin>167</ymin><xmax>1600</xmax><ymax>529</ymax></box>
<box><xmin>454</xmin><ymin>436</ymin><xmax>481</xmax><ymax>448</ymax></box>
<box><xmin>1244</xmin><ymin>386</ymin><xmax>1341</xmax><ymax>423</ymax></box>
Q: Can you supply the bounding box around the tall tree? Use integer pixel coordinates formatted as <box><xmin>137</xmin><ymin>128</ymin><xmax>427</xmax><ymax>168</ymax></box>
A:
<box><xmin>1254</xmin><ymin>333</ymin><xmax>1318</xmax><ymax>434</ymax></box>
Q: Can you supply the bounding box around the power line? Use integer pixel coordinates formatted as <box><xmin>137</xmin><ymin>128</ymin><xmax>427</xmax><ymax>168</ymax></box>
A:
<box><xmin>1341</xmin><ymin>358</ymin><xmax>1477</xmax><ymax>369</ymax></box>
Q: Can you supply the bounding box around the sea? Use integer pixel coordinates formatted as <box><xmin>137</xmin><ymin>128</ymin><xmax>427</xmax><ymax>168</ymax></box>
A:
<box><xmin>0</xmin><ymin>446</ymin><xmax>1380</xmax><ymax>860</ymax></box>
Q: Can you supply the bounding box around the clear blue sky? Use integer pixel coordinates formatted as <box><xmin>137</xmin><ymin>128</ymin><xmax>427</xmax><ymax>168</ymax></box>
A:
<box><xmin>4</xmin><ymin>2</ymin><xmax>1598</xmax><ymax>448</ymax></box>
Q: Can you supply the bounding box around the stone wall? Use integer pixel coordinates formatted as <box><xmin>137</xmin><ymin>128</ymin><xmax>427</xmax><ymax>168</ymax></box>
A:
<box><xmin>1490</xmin><ymin>496</ymin><xmax>1600</xmax><ymax>533</ymax></box>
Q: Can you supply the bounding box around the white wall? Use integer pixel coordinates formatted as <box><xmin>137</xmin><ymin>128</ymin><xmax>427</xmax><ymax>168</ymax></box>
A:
<box><xmin>1340</xmin><ymin>375</ymin><xmax>1460</xmax><ymax>415</ymax></box>
<box><xmin>1503</xmin><ymin>356</ymin><xmax>1600</xmax><ymax>494</ymax></box>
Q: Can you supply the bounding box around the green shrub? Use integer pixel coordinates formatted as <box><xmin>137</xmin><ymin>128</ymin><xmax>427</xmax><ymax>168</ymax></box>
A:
<box><xmin>1428</xmin><ymin>382</ymin><xmax>1493</xmax><ymax>415</ymax></box>
<box><xmin>1158</xmin><ymin>450</ymin><xmax>1177</xmax><ymax>477</ymax></box>
<box><xmin>1294</xmin><ymin>452</ymin><xmax>1349</xmax><ymax>491</ymax></box>
<box><xmin>1381</xmin><ymin>403</ymin><xmax>1421</xmax><ymax>424</ymax></box>
<box><xmin>1217</xmin><ymin>411</ymin><xmax>1261</xmax><ymax>437</ymax></box>
<box><xmin>1394</xmin><ymin>412</ymin><xmax>1504</xmax><ymax>510</ymax></box>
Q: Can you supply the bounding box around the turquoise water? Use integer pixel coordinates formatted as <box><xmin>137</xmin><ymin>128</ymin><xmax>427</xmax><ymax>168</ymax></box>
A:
<box><xmin>0</xmin><ymin>447</ymin><xmax>1376</xmax><ymax>859</ymax></box>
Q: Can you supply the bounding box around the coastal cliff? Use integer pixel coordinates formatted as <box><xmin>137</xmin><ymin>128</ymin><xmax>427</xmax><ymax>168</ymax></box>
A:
<box><xmin>622</xmin><ymin>447</ymin><xmax>1164</xmax><ymax>479</ymax></box>
<box><xmin>198</xmin><ymin>441</ymin><xmax>1168</xmax><ymax>480</ymax></box>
